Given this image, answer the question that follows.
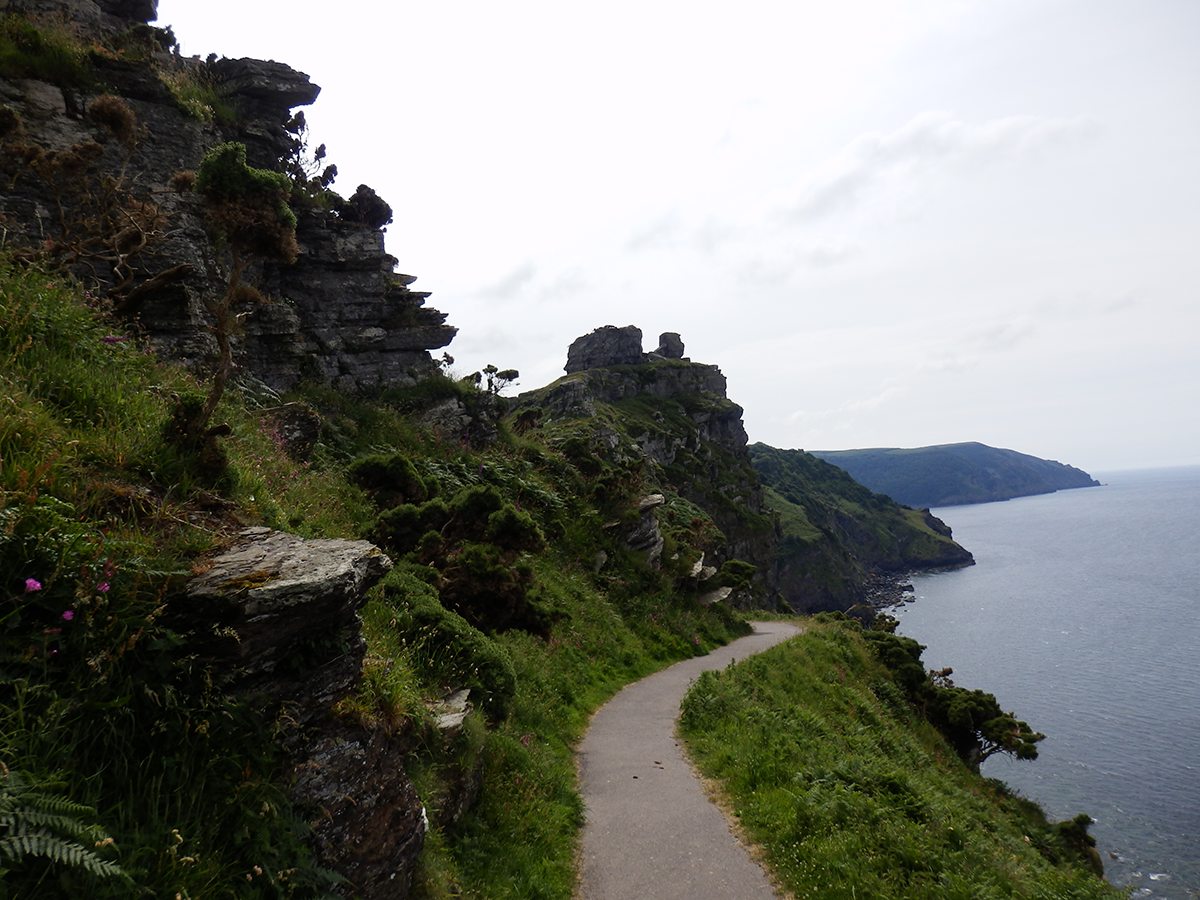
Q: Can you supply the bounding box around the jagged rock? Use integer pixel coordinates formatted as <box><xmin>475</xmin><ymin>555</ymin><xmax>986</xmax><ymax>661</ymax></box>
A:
<box><xmin>416</xmin><ymin>392</ymin><xmax>500</xmax><ymax>448</ymax></box>
<box><xmin>0</xmin><ymin>14</ymin><xmax>457</xmax><ymax>397</ymax></box>
<box><xmin>181</xmin><ymin>529</ymin><xmax>429</xmax><ymax>898</ymax></box>
<box><xmin>652</xmin><ymin>331</ymin><xmax>685</xmax><ymax>359</ymax></box>
<box><xmin>565</xmin><ymin>324</ymin><xmax>644</xmax><ymax>373</ymax></box>
<box><xmin>698</xmin><ymin>586</ymin><xmax>733</xmax><ymax>605</ymax></box>
<box><xmin>624</xmin><ymin>494</ymin><xmax>665</xmax><ymax>565</ymax></box>
<box><xmin>428</xmin><ymin>688</ymin><xmax>473</xmax><ymax>733</ymax></box>
<box><xmin>289</xmin><ymin>721</ymin><xmax>427</xmax><ymax>900</ymax></box>
<box><xmin>209</xmin><ymin>57</ymin><xmax>321</xmax><ymax>110</ymax></box>
<box><xmin>181</xmin><ymin>527</ymin><xmax>391</xmax><ymax>713</ymax></box>
<box><xmin>99</xmin><ymin>0</ymin><xmax>156</xmax><ymax>19</ymax></box>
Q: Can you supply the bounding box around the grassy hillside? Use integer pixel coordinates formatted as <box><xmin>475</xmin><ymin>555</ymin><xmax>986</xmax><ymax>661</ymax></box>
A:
<box><xmin>749</xmin><ymin>443</ymin><xmax>974</xmax><ymax>612</ymax></box>
<box><xmin>0</xmin><ymin>265</ymin><xmax>747</xmax><ymax>897</ymax></box>
<box><xmin>812</xmin><ymin>442</ymin><xmax>1101</xmax><ymax>508</ymax></box>
<box><xmin>680</xmin><ymin>617</ymin><xmax>1122</xmax><ymax>899</ymax></box>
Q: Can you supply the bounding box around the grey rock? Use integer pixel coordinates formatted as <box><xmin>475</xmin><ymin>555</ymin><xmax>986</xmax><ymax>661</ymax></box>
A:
<box><xmin>653</xmin><ymin>331</ymin><xmax>685</xmax><ymax>359</ymax></box>
<box><xmin>289</xmin><ymin>722</ymin><xmax>427</xmax><ymax>899</ymax></box>
<box><xmin>209</xmin><ymin>57</ymin><xmax>321</xmax><ymax>110</ymax></box>
<box><xmin>182</xmin><ymin>528</ymin><xmax>391</xmax><ymax>711</ymax></box>
<box><xmin>565</xmin><ymin>325</ymin><xmax>644</xmax><ymax>373</ymax></box>
<box><xmin>256</xmin><ymin>402</ymin><xmax>322</xmax><ymax>460</ymax></box>
<box><xmin>624</xmin><ymin>496</ymin><xmax>665</xmax><ymax>565</ymax></box>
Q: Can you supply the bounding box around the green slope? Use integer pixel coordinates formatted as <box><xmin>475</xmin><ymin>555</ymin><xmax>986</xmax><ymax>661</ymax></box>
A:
<box><xmin>750</xmin><ymin>443</ymin><xmax>974</xmax><ymax>612</ymax></box>
<box><xmin>812</xmin><ymin>441</ymin><xmax>1100</xmax><ymax>508</ymax></box>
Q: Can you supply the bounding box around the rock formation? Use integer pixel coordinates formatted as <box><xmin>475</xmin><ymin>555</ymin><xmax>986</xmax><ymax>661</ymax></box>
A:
<box><xmin>180</xmin><ymin>527</ymin><xmax>429</xmax><ymax>897</ymax></box>
<box><xmin>0</xmin><ymin>0</ymin><xmax>456</xmax><ymax>395</ymax></box>
<box><xmin>525</xmin><ymin>328</ymin><xmax>777</xmax><ymax>602</ymax></box>
<box><xmin>564</xmin><ymin>325</ymin><xmax>690</xmax><ymax>373</ymax></box>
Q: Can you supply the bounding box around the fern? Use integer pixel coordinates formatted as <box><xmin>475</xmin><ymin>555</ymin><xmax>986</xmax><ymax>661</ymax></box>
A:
<box><xmin>0</xmin><ymin>769</ymin><xmax>129</xmax><ymax>883</ymax></box>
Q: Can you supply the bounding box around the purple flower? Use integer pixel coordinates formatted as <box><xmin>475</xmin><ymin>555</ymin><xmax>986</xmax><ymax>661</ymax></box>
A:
<box><xmin>101</xmin><ymin>335</ymin><xmax>127</xmax><ymax>344</ymax></box>
<box><xmin>24</xmin><ymin>578</ymin><xmax>42</xmax><ymax>592</ymax></box>
<box><xmin>97</xmin><ymin>582</ymin><xmax>110</xmax><ymax>593</ymax></box>
<box><xmin>62</xmin><ymin>610</ymin><xmax>75</xmax><ymax>621</ymax></box>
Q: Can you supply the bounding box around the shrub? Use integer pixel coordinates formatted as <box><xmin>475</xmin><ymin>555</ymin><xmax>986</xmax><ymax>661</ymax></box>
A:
<box><xmin>379</xmin><ymin>568</ymin><xmax>517</xmax><ymax>719</ymax></box>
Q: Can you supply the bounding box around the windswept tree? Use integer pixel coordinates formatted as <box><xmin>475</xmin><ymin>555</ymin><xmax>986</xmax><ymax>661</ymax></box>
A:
<box><xmin>186</xmin><ymin>142</ymin><xmax>298</xmax><ymax>439</ymax></box>
<box><xmin>862</xmin><ymin>627</ymin><xmax>1045</xmax><ymax>770</ymax></box>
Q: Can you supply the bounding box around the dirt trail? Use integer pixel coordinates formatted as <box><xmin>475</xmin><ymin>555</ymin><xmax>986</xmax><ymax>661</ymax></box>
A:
<box><xmin>577</xmin><ymin>621</ymin><xmax>803</xmax><ymax>900</ymax></box>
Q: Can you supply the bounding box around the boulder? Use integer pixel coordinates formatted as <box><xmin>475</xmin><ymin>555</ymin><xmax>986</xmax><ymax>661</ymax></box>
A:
<box><xmin>182</xmin><ymin>527</ymin><xmax>391</xmax><ymax>712</ymax></box>
<box><xmin>565</xmin><ymin>325</ymin><xmax>643</xmax><ymax>373</ymax></box>
<box><xmin>653</xmin><ymin>332</ymin><xmax>685</xmax><ymax>359</ymax></box>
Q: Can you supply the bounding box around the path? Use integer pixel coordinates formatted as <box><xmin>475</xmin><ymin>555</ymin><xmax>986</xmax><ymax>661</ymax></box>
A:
<box><xmin>577</xmin><ymin>621</ymin><xmax>803</xmax><ymax>900</ymax></box>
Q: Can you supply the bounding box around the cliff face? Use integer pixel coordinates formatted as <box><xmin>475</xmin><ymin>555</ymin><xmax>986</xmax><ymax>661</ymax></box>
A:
<box><xmin>750</xmin><ymin>444</ymin><xmax>974</xmax><ymax>613</ymax></box>
<box><xmin>0</xmin><ymin>0</ymin><xmax>455</xmax><ymax>395</ymax></box>
<box><xmin>520</xmin><ymin>326</ymin><xmax>779</xmax><ymax>604</ymax></box>
<box><xmin>522</xmin><ymin>327</ymin><xmax>975</xmax><ymax>614</ymax></box>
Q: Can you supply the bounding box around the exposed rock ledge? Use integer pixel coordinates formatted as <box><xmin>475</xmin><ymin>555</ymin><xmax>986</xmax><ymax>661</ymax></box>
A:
<box><xmin>179</xmin><ymin>528</ymin><xmax>427</xmax><ymax>898</ymax></box>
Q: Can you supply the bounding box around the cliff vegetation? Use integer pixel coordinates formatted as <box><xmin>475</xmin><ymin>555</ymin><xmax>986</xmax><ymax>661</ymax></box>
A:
<box><xmin>681</xmin><ymin>617</ymin><xmax>1120</xmax><ymax>899</ymax></box>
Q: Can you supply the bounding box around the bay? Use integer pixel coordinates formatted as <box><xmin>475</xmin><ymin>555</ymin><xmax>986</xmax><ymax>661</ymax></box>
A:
<box><xmin>889</xmin><ymin>465</ymin><xmax>1200</xmax><ymax>899</ymax></box>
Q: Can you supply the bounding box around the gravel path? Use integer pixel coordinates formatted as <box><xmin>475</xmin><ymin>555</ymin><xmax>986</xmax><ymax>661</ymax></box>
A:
<box><xmin>577</xmin><ymin>621</ymin><xmax>803</xmax><ymax>900</ymax></box>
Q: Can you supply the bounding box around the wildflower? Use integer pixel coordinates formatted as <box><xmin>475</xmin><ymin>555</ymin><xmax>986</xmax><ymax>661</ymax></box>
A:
<box><xmin>97</xmin><ymin>582</ymin><xmax>110</xmax><ymax>593</ymax></box>
<box><xmin>693</xmin><ymin>636</ymin><xmax>700</xmax><ymax>645</ymax></box>
<box><xmin>24</xmin><ymin>578</ymin><xmax>42</xmax><ymax>592</ymax></box>
<box><xmin>102</xmin><ymin>335</ymin><xmax>127</xmax><ymax>344</ymax></box>
<box><xmin>62</xmin><ymin>610</ymin><xmax>74</xmax><ymax>621</ymax></box>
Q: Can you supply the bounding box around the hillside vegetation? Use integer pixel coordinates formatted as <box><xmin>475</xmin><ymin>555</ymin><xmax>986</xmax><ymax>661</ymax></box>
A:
<box><xmin>0</xmin><ymin>8</ymin><xmax>1113</xmax><ymax>897</ymax></box>
<box><xmin>812</xmin><ymin>442</ymin><xmax>1101</xmax><ymax>508</ymax></box>
<box><xmin>0</xmin><ymin>266</ymin><xmax>747</xmax><ymax>897</ymax></box>
<box><xmin>750</xmin><ymin>443</ymin><xmax>974</xmax><ymax>611</ymax></box>
<box><xmin>680</xmin><ymin>617</ymin><xmax>1121</xmax><ymax>899</ymax></box>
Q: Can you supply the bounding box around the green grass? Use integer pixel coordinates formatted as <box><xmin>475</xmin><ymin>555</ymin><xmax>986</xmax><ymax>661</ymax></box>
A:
<box><xmin>679</xmin><ymin>621</ymin><xmax>1124</xmax><ymax>900</ymax></box>
<box><xmin>1</xmin><ymin>262</ymin><xmax>757</xmax><ymax>897</ymax></box>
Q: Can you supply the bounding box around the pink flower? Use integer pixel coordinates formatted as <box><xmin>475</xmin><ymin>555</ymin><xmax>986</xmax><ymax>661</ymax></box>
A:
<box><xmin>96</xmin><ymin>582</ymin><xmax>110</xmax><ymax>593</ymax></box>
<box><xmin>62</xmin><ymin>610</ymin><xmax>75</xmax><ymax>621</ymax></box>
<box><xmin>24</xmin><ymin>578</ymin><xmax>42</xmax><ymax>592</ymax></box>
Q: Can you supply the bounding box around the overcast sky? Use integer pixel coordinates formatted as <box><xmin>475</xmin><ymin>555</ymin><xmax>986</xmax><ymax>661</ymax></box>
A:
<box><xmin>158</xmin><ymin>0</ymin><xmax>1199</xmax><ymax>473</ymax></box>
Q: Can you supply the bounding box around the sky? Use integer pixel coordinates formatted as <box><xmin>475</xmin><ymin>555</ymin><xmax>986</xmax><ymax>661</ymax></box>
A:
<box><xmin>156</xmin><ymin>0</ymin><xmax>1200</xmax><ymax>473</ymax></box>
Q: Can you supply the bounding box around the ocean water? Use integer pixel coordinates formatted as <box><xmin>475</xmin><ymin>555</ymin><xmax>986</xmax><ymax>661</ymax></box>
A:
<box><xmin>889</xmin><ymin>465</ymin><xmax>1200</xmax><ymax>899</ymax></box>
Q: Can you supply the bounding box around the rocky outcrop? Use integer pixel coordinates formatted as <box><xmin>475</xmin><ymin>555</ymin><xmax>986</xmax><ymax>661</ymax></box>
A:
<box><xmin>623</xmin><ymin>494</ymin><xmax>666</xmax><ymax>564</ymax></box>
<box><xmin>522</xmin><ymin>328</ymin><xmax>778</xmax><ymax>604</ymax></box>
<box><xmin>180</xmin><ymin>528</ymin><xmax>429</xmax><ymax>898</ymax></box>
<box><xmin>182</xmin><ymin>527</ymin><xmax>390</xmax><ymax>709</ymax></box>
<box><xmin>0</xmin><ymin>0</ymin><xmax>456</xmax><ymax>395</ymax></box>
<box><xmin>564</xmin><ymin>325</ymin><xmax>690</xmax><ymax>373</ymax></box>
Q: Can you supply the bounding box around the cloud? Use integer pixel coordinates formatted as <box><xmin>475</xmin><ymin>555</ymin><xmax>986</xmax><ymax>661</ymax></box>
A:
<box><xmin>625</xmin><ymin>213</ymin><xmax>685</xmax><ymax>252</ymax></box>
<box><xmin>474</xmin><ymin>261</ymin><xmax>537</xmax><ymax>300</ymax></box>
<box><xmin>735</xmin><ymin>240</ymin><xmax>861</xmax><ymax>285</ymax></box>
<box><xmin>779</xmin><ymin>111</ymin><xmax>1100</xmax><ymax>222</ymax></box>
<box><xmin>469</xmin><ymin>261</ymin><xmax>588</xmax><ymax>305</ymax></box>
<box><xmin>537</xmin><ymin>266</ymin><xmax>588</xmax><ymax>302</ymax></box>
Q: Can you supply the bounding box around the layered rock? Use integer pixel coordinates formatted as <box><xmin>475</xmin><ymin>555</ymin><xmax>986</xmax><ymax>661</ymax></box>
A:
<box><xmin>0</xmin><ymin>0</ymin><xmax>456</xmax><ymax>395</ymax></box>
<box><xmin>522</xmin><ymin>328</ymin><xmax>778</xmax><ymax>603</ymax></box>
<box><xmin>180</xmin><ymin>527</ymin><xmax>428</xmax><ymax>898</ymax></box>
<box><xmin>564</xmin><ymin>325</ymin><xmax>690</xmax><ymax>373</ymax></box>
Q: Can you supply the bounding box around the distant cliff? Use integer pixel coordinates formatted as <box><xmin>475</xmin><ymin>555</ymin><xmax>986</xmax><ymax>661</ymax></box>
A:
<box><xmin>520</xmin><ymin>326</ymin><xmax>973</xmax><ymax>613</ymax></box>
<box><xmin>811</xmin><ymin>442</ymin><xmax>1101</xmax><ymax>508</ymax></box>
<box><xmin>750</xmin><ymin>444</ymin><xmax>974</xmax><ymax>612</ymax></box>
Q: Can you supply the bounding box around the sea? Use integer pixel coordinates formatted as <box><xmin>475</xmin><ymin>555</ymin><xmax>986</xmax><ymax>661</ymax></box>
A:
<box><xmin>888</xmin><ymin>465</ymin><xmax>1200</xmax><ymax>899</ymax></box>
